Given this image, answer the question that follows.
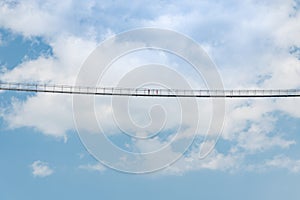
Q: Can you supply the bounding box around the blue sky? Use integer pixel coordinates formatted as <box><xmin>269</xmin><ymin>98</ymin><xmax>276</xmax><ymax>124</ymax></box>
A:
<box><xmin>1</xmin><ymin>0</ymin><xmax>300</xmax><ymax>199</ymax></box>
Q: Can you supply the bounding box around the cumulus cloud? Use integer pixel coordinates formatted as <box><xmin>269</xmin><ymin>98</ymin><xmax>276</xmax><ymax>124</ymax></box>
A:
<box><xmin>0</xmin><ymin>0</ymin><xmax>300</xmax><ymax>174</ymax></box>
<box><xmin>0</xmin><ymin>35</ymin><xmax>97</xmax><ymax>138</ymax></box>
<box><xmin>4</xmin><ymin>94</ymin><xmax>73</xmax><ymax>139</ymax></box>
<box><xmin>30</xmin><ymin>160</ymin><xmax>54</xmax><ymax>177</ymax></box>
<box><xmin>237</xmin><ymin>124</ymin><xmax>295</xmax><ymax>153</ymax></box>
<box><xmin>0</xmin><ymin>0</ymin><xmax>68</xmax><ymax>37</ymax></box>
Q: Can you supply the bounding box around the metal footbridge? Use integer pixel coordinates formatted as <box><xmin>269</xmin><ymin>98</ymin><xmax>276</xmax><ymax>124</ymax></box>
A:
<box><xmin>1</xmin><ymin>81</ymin><xmax>300</xmax><ymax>98</ymax></box>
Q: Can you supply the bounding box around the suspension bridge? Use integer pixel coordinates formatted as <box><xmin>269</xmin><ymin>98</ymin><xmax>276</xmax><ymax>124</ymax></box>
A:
<box><xmin>1</xmin><ymin>81</ymin><xmax>300</xmax><ymax>98</ymax></box>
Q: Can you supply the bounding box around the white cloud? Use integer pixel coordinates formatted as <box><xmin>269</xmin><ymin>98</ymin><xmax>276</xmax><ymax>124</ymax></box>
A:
<box><xmin>30</xmin><ymin>160</ymin><xmax>54</xmax><ymax>177</ymax></box>
<box><xmin>0</xmin><ymin>0</ymin><xmax>72</xmax><ymax>37</ymax></box>
<box><xmin>0</xmin><ymin>35</ymin><xmax>97</xmax><ymax>139</ymax></box>
<box><xmin>0</xmin><ymin>35</ymin><xmax>97</xmax><ymax>84</ymax></box>
<box><xmin>79</xmin><ymin>163</ymin><xmax>106</xmax><ymax>172</ymax></box>
<box><xmin>237</xmin><ymin>123</ymin><xmax>295</xmax><ymax>153</ymax></box>
<box><xmin>163</xmin><ymin>149</ymin><xmax>241</xmax><ymax>175</ymax></box>
<box><xmin>4</xmin><ymin>94</ymin><xmax>73</xmax><ymax>139</ymax></box>
<box><xmin>142</xmin><ymin>0</ymin><xmax>300</xmax><ymax>88</ymax></box>
<box><xmin>248</xmin><ymin>155</ymin><xmax>300</xmax><ymax>173</ymax></box>
<box><xmin>0</xmin><ymin>0</ymin><xmax>300</xmax><ymax>174</ymax></box>
<box><xmin>264</xmin><ymin>155</ymin><xmax>300</xmax><ymax>173</ymax></box>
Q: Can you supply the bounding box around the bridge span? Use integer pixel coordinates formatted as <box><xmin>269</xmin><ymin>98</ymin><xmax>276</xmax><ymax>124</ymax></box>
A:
<box><xmin>1</xmin><ymin>81</ymin><xmax>300</xmax><ymax>98</ymax></box>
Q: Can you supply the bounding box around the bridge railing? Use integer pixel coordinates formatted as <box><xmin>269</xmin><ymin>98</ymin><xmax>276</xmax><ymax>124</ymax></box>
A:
<box><xmin>1</xmin><ymin>81</ymin><xmax>300</xmax><ymax>97</ymax></box>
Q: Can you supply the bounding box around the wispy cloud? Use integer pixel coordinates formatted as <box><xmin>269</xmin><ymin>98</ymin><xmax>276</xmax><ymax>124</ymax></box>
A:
<box><xmin>247</xmin><ymin>155</ymin><xmax>300</xmax><ymax>173</ymax></box>
<box><xmin>265</xmin><ymin>155</ymin><xmax>300</xmax><ymax>173</ymax></box>
<box><xmin>79</xmin><ymin>163</ymin><xmax>106</xmax><ymax>172</ymax></box>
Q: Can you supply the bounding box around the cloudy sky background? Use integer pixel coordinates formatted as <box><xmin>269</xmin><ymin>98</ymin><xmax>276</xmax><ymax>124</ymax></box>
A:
<box><xmin>1</xmin><ymin>0</ymin><xmax>300</xmax><ymax>199</ymax></box>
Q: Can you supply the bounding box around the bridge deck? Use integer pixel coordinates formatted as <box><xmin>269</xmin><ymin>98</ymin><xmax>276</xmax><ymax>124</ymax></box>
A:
<box><xmin>1</xmin><ymin>82</ymin><xmax>300</xmax><ymax>98</ymax></box>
